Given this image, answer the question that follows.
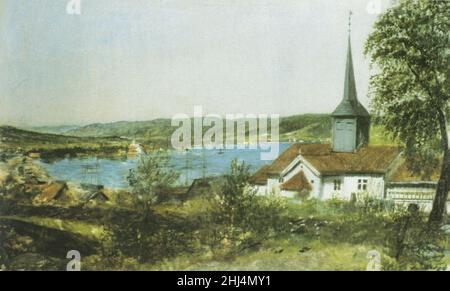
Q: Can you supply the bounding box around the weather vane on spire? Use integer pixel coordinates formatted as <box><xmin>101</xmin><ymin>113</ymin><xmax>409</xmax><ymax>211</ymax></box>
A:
<box><xmin>348</xmin><ymin>10</ymin><xmax>353</xmax><ymax>35</ymax></box>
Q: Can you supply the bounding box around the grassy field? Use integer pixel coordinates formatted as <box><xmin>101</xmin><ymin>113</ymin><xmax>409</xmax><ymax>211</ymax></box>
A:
<box><xmin>120</xmin><ymin>199</ymin><xmax>447</xmax><ymax>271</ymax></box>
<box><xmin>1</xmin><ymin>191</ymin><xmax>448</xmax><ymax>271</ymax></box>
<box><xmin>0</xmin><ymin>215</ymin><xmax>105</xmax><ymax>240</ymax></box>
<box><xmin>149</xmin><ymin>237</ymin><xmax>374</xmax><ymax>271</ymax></box>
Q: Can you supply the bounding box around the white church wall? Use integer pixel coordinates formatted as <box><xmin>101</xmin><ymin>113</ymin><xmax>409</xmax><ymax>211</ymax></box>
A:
<box><xmin>254</xmin><ymin>183</ymin><xmax>301</xmax><ymax>199</ymax></box>
<box><xmin>345</xmin><ymin>175</ymin><xmax>384</xmax><ymax>200</ymax></box>
<box><xmin>260</xmin><ymin>155</ymin><xmax>390</xmax><ymax>202</ymax></box>
<box><xmin>322</xmin><ymin>175</ymin><xmax>385</xmax><ymax>200</ymax></box>
<box><xmin>322</xmin><ymin>176</ymin><xmax>342</xmax><ymax>200</ymax></box>
<box><xmin>267</xmin><ymin>178</ymin><xmax>281</xmax><ymax>195</ymax></box>
<box><xmin>297</xmin><ymin>160</ymin><xmax>321</xmax><ymax>198</ymax></box>
<box><xmin>279</xmin><ymin>158</ymin><xmax>321</xmax><ymax>199</ymax></box>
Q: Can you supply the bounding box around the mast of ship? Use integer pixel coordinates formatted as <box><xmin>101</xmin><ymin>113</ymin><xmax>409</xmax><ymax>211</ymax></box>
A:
<box><xmin>81</xmin><ymin>157</ymin><xmax>100</xmax><ymax>185</ymax></box>
<box><xmin>184</xmin><ymin>147</ymin><xmax>191</xmax><ymax>186</ymax></box>
<box><xmin>201</xmin><ymin>147</ymin><xmax>207</xmax><ymax>179</ymax></box>
<box><xmin>95</xmin><ymin>156</ymin><xmax>100</xmax><ymax>185</ymax></box>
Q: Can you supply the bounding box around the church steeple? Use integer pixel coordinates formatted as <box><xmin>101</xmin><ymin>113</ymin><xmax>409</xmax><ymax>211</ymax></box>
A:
<box><xmin>332</xmin><ymin>13</ymin><xmax>369</xmax><ymax>118</ymax></box>
<box><xmin>331</xmin><ymin>12</ymin><xmax>371</xmax><ymax>153</ymax></box>
<box><xmin>343</xmin><ymin>36</ymin><xmax>357</xmax><ymax>102</ymax></box>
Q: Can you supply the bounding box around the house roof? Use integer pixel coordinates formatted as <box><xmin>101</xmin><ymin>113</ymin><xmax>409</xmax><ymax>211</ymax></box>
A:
<box><xmin>81</xmin><ymin>191</ymin><xmax>109</xmax><ymax>202</ymax></box>
<box><xmin>253</xmin><ymin>144</ymin><xmax>301</xmax><ymax>185</ymax></box>
<box><xmin>280</xmin><ymin>171</ymin><xmax>312</xmax><ymax>192</ymax></box>
<box><xmin>390</xmin><ymin>160</ymin><xmax>440</xmax><ymax>183</ymax></box>
<box><xmin>33</xmin><ymin>181</ymin><xmax>68</xmax><ymax>203</ymax></box>
<box><xmin>252</xmin><ymin>165</ymin><xmax>271</xmax><ymax>185</ymax></box>
<box><xmin>254</xmin><ymin>143</ymin><xmax>401</xmax><ymax>179</ymax></box>
<box><xmin>250</xmin><ymin>144</ymin><xmax>304</xmax><ymax>183</ymax></box>
<box><xmin>266</xmin><ymin>143</ymin><xmax>304</xmax><ymax>174</ymax></box>
<box><xmin>298</xmin><ymin>144</ymin><xmax>400</xmax><ymax>175</ymax></box>
<box><xmin>186</xmin><ymin>176</ymin><xmax>224</xmax><ymax>196</ymax></box>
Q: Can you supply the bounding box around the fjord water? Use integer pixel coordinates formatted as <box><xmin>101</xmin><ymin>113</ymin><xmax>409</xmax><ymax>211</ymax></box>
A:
<box><xmin>39</xmin><ymin>143</ymin><xmax>291</xmax><ymax>189</ymax></box>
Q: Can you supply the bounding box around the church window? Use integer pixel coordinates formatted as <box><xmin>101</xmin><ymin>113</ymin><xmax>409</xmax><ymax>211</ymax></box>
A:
<box><xmin>358</xmin><ymin>179</ymin><xmax>368</xmax><ymax>191</ymax></box>
<box><xmin>333</xmin><ymin>179</ymin><xmax>342</xmax><ymax>191</ymax></box>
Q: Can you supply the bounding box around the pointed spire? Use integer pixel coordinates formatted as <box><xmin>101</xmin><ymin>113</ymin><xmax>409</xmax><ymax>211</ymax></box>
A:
<box><xmin>343</xmin><ymin>33</ymin><xmax>357</xmax><ymax>103</ymax></box>
<box><xmin>332</xmin><ymin>12</ymin><xmax>369</xmax><ymax>117</ymax></box>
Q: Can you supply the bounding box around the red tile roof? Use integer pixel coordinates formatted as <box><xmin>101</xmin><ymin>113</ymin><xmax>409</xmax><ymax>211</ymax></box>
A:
<box><xmin>280</xmin><ymin>171</ymin><xmax>312</xmax><ymax>192</ymax></box>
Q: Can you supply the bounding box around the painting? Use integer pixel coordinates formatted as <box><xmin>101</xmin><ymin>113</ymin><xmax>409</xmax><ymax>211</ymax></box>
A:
<box><xmin>0</xmin><ymin>0</ymin><xmax>449</xmax><ymax>273</ymax></box>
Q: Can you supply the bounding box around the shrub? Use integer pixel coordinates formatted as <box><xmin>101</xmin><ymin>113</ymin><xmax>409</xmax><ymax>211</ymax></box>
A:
<box><xmin>127</xmin><ymin>151</ymin><xmax>179</xmax><ymax>216</ymax></box>
<box><xmin>206</xmin><ymin>160</ymin><xmax>288</xmax><ymax>254</ymax></box>
<box><xmin>384</xmin><ymin>204</ymin><xmax>447</xmax><ymax>270</ymax></box>
<box><xmin>103</xmin><ymin>209</ymin><xmax>195</xmax><ymax>264</ymax></box>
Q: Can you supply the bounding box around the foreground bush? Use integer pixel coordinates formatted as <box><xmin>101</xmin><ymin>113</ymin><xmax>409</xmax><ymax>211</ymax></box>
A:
<box><xmin>204</xmin><ymin>160</ymin><xmax>288</xmax><ymax>256</ymax></box>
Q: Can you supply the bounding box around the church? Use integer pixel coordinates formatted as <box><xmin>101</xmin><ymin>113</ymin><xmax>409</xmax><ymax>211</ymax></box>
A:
<box><xmin>253</xmin><ymin>33</ymin><xmax>443</xmax><ymax>211</ymax></box>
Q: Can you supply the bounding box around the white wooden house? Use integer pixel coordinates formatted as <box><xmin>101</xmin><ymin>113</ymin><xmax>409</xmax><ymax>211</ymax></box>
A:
<box><xmin>253</xmin><ymin>144</ymin><xmax>400</xmax><ymax>200</ymax></box>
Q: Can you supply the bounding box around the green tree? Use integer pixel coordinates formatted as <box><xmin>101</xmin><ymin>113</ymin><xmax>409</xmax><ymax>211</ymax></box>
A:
<box><xmin>127</xmin><ymin>151</ymin><xmax>179</xmax><ymax>218</ymax></box>
<box><xmin>365</xmin><ymin>0</ymin><xmax>450</xmax><ymax>226</ymax></box>
<box><xmin>119</xmin><ymin>151</ymin><xmax>182</xmax><ymax>263</ymax></box>
<box><xmin>215</xmin><ymin>160</ymin><xmax>253</xmax><ymax>243</ymax></box>
<box><xmin>213</xmin><ymin>159</ymin><xmax>286</xmax><ymax>252</ymax></box>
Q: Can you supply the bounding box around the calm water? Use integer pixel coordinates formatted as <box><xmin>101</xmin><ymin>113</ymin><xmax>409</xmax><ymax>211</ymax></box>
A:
<box><xmin>39</xmin><ymin>143</ymin><xmax>291</xmax><ymax>189</ymax></box>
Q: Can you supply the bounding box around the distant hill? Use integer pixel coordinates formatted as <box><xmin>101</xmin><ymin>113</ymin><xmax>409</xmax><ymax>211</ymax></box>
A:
<box><xmin>1</xmin><ymin>126</ymin><xmax>87</xmax><ymax>145</ymax></box>
<box><xmin>0</xmin><ymin>126</ymin><xmax>125</xmax><ymax>145</ymax></box>
<box><xmin>64</xmin><ymin>114</ymin><xmax>398</xmax><ymax>145</ymax></box>
<box><xmin>27</xmin><ymin>125</ymin><xmax>81</xmax><ymax>135</ymax></box>
<box><xmin>279</xmin><ymin>114</ymin><xmax>332</xmax><ymax>142</ymax></box>
<box><xmin>65</xmin><ymin>114</ymin><xmax>333</xmax><ymax>144</ymax></box>
<box><xmin>0</xmin><ymin>114</ymin><xmax>397</xmax><ymax>157</ymax></box>
<box><xmin>65</xmin><ymin>119</ymin><xmax>174</xmax><ymax>148</ymax></box>
<box><xmin>0</xmin><ymin>126</ymin><xmax>129</xmax><ymax>157</ymax></box>
<box><xmin>66</xmin><ymin>119</ymin><xmax>172</xmax><ymax>139</ymax></box>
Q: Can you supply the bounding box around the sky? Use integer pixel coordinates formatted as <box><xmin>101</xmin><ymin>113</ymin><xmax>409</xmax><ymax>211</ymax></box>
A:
<box><xmin>0</xmin><ymin>0</ymin><xmax>393</xmax><ymax>127</ymax></box>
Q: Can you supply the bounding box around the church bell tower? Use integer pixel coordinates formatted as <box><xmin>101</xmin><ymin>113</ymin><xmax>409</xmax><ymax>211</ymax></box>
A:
<box><xmin>332</xmin><ymin>12</ymin><xmax>370</xmax><ymax>153</ymax></box>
